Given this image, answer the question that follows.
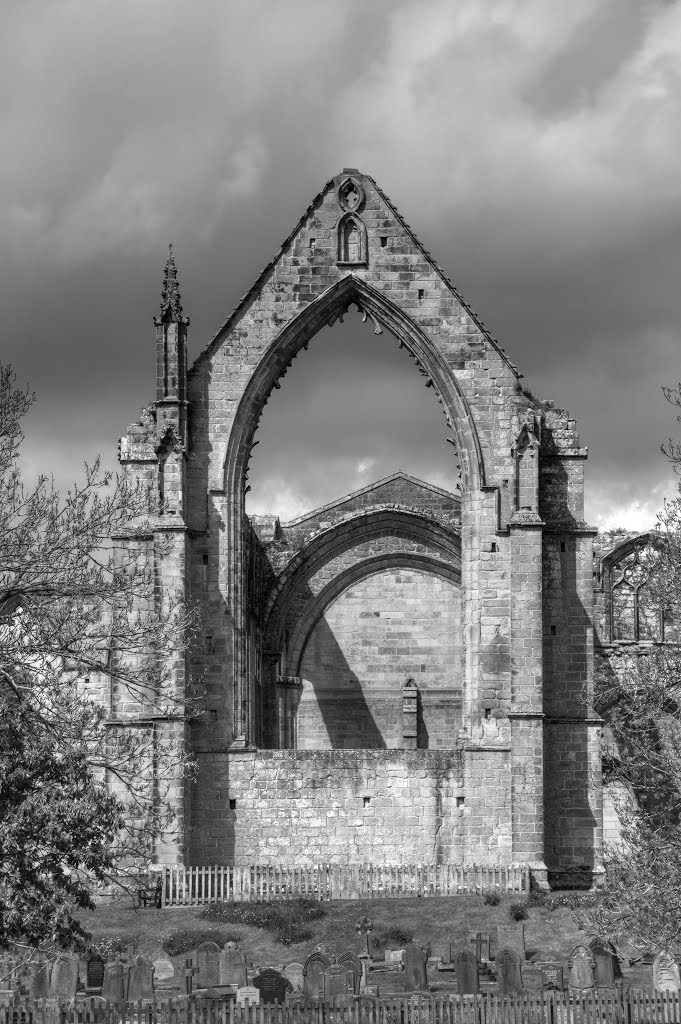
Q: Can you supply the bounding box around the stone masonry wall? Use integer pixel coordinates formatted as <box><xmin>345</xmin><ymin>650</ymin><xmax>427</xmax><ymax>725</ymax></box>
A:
<box><xmin>298</xmin><ymin>567</ymin><xmax>463</xmax><ymax>749</ymax></box>
<box><xmin>188</xmin><ymin>748</ymin><xmax>510</xmax><ymax>866</ymax></box>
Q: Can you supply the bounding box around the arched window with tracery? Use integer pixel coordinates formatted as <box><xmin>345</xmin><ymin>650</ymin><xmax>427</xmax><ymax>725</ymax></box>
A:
<box><xmin>607</xmin><ymin>538</ymin><xmax>678</xmax><ymax>643</ymax></box>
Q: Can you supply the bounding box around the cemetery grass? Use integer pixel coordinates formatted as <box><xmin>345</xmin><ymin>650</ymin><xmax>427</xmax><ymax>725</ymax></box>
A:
<box><xmin>76</xmin><ymin>892</ymin><xmax>650</xmax><ymax>992</ymax></box>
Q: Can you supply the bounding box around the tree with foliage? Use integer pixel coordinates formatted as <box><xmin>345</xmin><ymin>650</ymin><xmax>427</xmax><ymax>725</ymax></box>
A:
<box><xmin>0</xmin><ymin>366</ymin><xmax>197</xmax><ymax>954</ymax></box>
<box><xmin>586</xmin><ymin>385</ymin><xmax>681</xmax><ymax>957</ymax></box>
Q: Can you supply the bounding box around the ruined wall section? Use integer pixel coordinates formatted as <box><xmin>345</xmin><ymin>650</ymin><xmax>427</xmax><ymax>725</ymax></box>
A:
<box><xmin>297</xmin><ymin>567</ymin><xmax>463</xmax><ymax>749</ymax></box>
<box><xmin>189</xmin><ymin>748</ymin><xmax>510</xmax><ymax>867</ymax></box>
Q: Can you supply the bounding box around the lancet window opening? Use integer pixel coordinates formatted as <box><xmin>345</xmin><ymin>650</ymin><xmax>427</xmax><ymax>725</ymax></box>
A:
<box><xmin>608</xmin><ymin>544</ymin><xmax>670</xmax><ymax>643</ymax></box>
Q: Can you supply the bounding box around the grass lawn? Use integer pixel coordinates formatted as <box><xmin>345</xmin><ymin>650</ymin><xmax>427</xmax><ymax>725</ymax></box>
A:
<box><xmin>74</xmin><ymin>891</ymin><xmax>652</xmax><ymax>993</ymax></box>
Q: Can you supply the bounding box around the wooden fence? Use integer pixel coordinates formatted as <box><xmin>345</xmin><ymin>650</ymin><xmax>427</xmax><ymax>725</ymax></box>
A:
<box><xmin>160</xmin><ymin>864</ymin><xmax>530</xmax><ymax>907</ymax></box>
<box><xmin>2</xmin><ymin>991</ymin><xmax>681</xmax><ymax>1024</ymax></box>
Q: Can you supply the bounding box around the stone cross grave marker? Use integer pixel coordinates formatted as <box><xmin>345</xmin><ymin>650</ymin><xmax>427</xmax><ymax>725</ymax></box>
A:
<box><xmin>195</xmin><ymin>941</ymin><xmax>221</xmax><ymax>990</ymax></box>
<box><xmin>303</xmin><ymin>951</ymin><xmax>330</xmax><ymax>1000</ymax></box>
<box><xmin>404</xmin><ymin>944</ymin><xmax>428</xmax><ymax>991</ymax></box>
<box><xmin>28</xmin><ymin>963</ymin><xmax>51</xmax><ymax>1000</ymax></box>
<box><xmin>283</xmin><ymin>963</ymin><xmax>304</xmax><ymax>994</ymax></box>
<box><xmin>236</xmin><ymin>986</ymin><xmax>261</xmax><ymax>1007</ymax></box>
<box><xmin>127</xmin><ymin>955</ymin><xmax>154</xmax><ymax>1002</ymax></box>
<box><xmin>86</xmin><ymin>953</ymin><xmax>105</xmax><ymax>992</ymax></box>
<box><xmin>654</xmin><ymin>952</ymin><xmax>681</xmax><ymax>992</ymax></box>
<box><xmin>456</xmin><ymin>948</ymin><xmax>479</xmax><ymax>995</ymax></box>
<box><xmin>324</xmin><ymin>964</ymin><xmax>353</xmax><ymax>1001</ymax></box>
<box><xmin>540</xmin><ymin>963</ymin><xmax>564</xmax><ymax>991</ymax></box>
<box><xmin>220</xmin><ymin>942</ymin><xmax>248</xmax><ymax>988</ymax></box>
<box><xmin>102</xmin><ymin>961</ymin><xmax>127</xmax><ymax>1003</ymax></box>
<box><xmin>152</xmin><ymin>956</ymin><xmax>175</xmax><ymax>989</ymax></box>
<box><xmin>338</xmin><ymin>952</ymin><xmax>362</xmax><ymax>994</ymax></box>
<box><xmin>252</xmin><ymin>968</ymin><xmax>292</xmax><ymax>1004</ymax></box>
<box><xmin>496</xmin><ymin>947</ymin><xmax>523</xmax><ymax>995</ymax></box>
<box><xmin>568</xmin><ymin>945</ymin><xmax>596</xmax><ymax>992</ymax></box>
<box><xmin>49</xmin><ymin>956</ymin><xmax>79</xmax><ymax>1001</ymax></box>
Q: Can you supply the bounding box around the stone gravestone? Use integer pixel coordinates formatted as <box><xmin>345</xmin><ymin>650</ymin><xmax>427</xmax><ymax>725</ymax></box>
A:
<box><xmin>86</xmin><ymin>954</ymin><xmax>105</xmax><ymax>992</ymax></box>
<box><xmin>338</xmin><ymin>952</ymin><xmax>362</xmax><ymax>994</ymax></box>
<box><xmin>153</xmin><ymin>956</ymin><xmax>175</xmax><ymax>990</ymax></box>
<box><xmin>220</xmin><ymin>942</ymin><xmax>248</xmax><ymax>988</ymax></box>
<box><xmin>654</xmin><ymin>952</ymin><xmax>681</xmax><ymax>993</ymax></box>
<box><xmin>456</xmin><ymin>948</ymin><xmax>479</xmax><ymax>995</ymax></box>
<box><xmin>479</xmin><ymin>933</ymin><xmax>491</xmax><ymax>963</ymax></box>
<box><xmin>127</xmin><ymin>956</ymin><xmax>154</xmax><ymax>1002</ymax></box>
<box><xmin>283</xmin><ymin>963</ymin><xmax>304</xmax><ymax>994</ymax></box>
<box><xmin>324</xmin><ymin>964</ymin><xmax>353</xmax><ymax>1001</ymax></box>
<box><xmin>195</xmin><ymin>941</ymin><xmax>221</xmax><ymax>990</ymax></box>
<box><xmin>568</xmin><ymin>945</ymin><xmax>596</xmax><ymax>993</ymax></box>
<box><xmin>540</xmin><ymin>963</ymin><xmax>565</xmax><ymax>992</ymax></box>
<box><xmin>404</xmin><ymin>944</ymin><xmax>428</xmax><ymax>991</ymax></box>
<box><xmin>496</xmin><ymin>947</ymin><xmax>523</xmax><ymax>995</ymax></box>
<box><xmin>102</xmin><ymin>960</ymin><xmax>127</xmax><ymax>1003</ymax></box>
<box><xmin>303</xmin><ymin>951</ymin><xmax>330</xmax><ymax>1000</ymax></box>
<box><xmin>431</xmin><ymin>942</ymin><xmax>451</xmax><ymax>965</ymax></box>
<box><xmin>235</xmin><ymin>986</ymin><xmax>261</xmax><ymax>1007</ymax></box>
<box><xmin>589</xmin><ymin>940</ymin><xmax>619</xmax><ymax>989</ymax></box>
<box><xmin>49</xmin><ymin>956</ymin><xmax>79</xmax><ymax>1001</ymax></box>
<box><xmin>252</xmin><ymin>968</ymin><xmax>291</xmax><ymax>1004</ymax></box>
<box><xmin>497</xmin><ymin>926</ymin><xmax>526</xmax><ymax>961</ymax></box>
<box><xmin>28</xmin><ymin>963</ymin><xmax>51</xmax><ymax>1000</ymax></box>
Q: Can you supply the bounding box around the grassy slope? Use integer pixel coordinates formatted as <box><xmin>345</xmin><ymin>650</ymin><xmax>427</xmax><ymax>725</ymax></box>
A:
<box><xmin>75</xmin><ymin>893</ymin><xmax>653</xmax><ymax>993</ymax></box>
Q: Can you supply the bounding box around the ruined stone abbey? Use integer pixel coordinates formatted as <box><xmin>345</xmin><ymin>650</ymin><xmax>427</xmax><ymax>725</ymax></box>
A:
<box><xmin>117</xmin><ymin>170</ymin><xmax>654</xmax><ymax>888</ymax></box>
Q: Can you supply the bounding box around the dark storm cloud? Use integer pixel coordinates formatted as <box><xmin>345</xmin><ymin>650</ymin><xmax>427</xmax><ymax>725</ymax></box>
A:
<box><xmin>2</xmin><ymin>0</ymin><xmax>681</xmax><ymax>528</ymax></box>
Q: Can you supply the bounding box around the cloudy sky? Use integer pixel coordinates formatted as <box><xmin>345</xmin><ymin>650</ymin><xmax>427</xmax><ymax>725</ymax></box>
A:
<box><xmin>3</xmin><ymin>0</ymin><xmax>681</xmax><ymax>530</ymax></box>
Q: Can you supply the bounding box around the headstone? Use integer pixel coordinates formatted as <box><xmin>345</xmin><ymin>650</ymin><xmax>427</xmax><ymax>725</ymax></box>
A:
<box><xmin>431</xmin><ymin>942</ymin><xmax>451</xmax><ymax>964</ymax></box>
<box><xmin>86</xmin><ymin>954</ymin><xmax>105</xmax><ymax>991</ymax></box>
<box><xmin>127</xmin><ymin>955</ymin><xmax>154</xmax><ymax>1002</ymax></box>
<box><xmin>404</xmin><ymin>944</ymin><xmax>428</xmax><ymax>991</ymax></box>
<box><xmin>540</xmin><ymin>963</ymin><xmax>565</xmax><ymax>991</ymax></box>
<box><xmin>568</xmin><ymin>945</ymin><xmax>596</xmax><ymax>992</ymax></box>
<box><xmin>283</xmin><ymin>963</ymin><xmax>304</xmax><ymax>994</ymax></box>
<box><xmin>338</xmin><ymin>952</ymin><xmax>362</xmax><ymax>994</ymax></box>
<box><xmin>324</xmin><ymin>964</ymin><xmax>353</xmax><ymax>1000</ymax></box>
<box><xmin>654</xmin><ymin>952</ymin><xmax>681</xmax><ymax>993</ymax></box>
<box><xmin>28</xmin><ymin>963</ymin><xmax>51</xmax><ymax>1000</ymax></box>
<box><xmin>479</xmin><ymin>933</ymin><xmax>491</xmax><ymax>963</ymax></box>
<box><xmin>153</xmin><ymin>956</ymin><xmax>175</xmax><ymax>989</ymax></box>
<box><xmin>303</xmin><ymin>951</ymin><xmax>330</xmax><ymax>1000</ymax></box>
<box><xmin>252</xmin><ymin>968</ymin><xmax>291</xmax><ymax>1004</ymax></box>
<box><xmin>522</xmin><ymin>966</ymin><xmax>544</xmax><ymax>992</ymax></box>
<box><xmin>497</xmin><ymin>926</ymin><xmax>526</xmax><ymax>960</ymax></box>
<box><xmin>589</xmin><ymin>940</ymin><xmax>618</xmax><ymax>989</ymax></box>
<box><xmin>49</xmin><ymin>956</ymin><xmax>79</xmax><ymax>1001</ymax></box>
<box><xmin>195</xmin><ymin>941</ymin><xmax>221</xmax><ymax>990</ymax></box>
<box><xmin>496</xmin><ymin>947</ymin><xmax>523</xmax><ymax>995</ymax></box>
<box><xmin>102</xmin><ymin>960</ymin><xmax>127</xmax><ymax>1003</ymax></box>
<box><xmin>455</xmin><ymin>948</ymin><xmax>479</xmax><ymax>995</ymax></box>
<box><xmin>220</xmin><ymin>943</ymin><xmax>248</xmax><ymax>988</ymax></box>
<box><xmin>235</xmin><ymin>986</ymin><xmax>261</xmax><ymax>1007</ymax></box>
<box><xmin>384</xmin><ymin>949</ymin><xmax>405</xmax><ymax>964</ymax></box>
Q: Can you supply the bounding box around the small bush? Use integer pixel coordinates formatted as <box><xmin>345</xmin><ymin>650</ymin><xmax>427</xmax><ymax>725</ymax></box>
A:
<box><xmin>279</xmin><ymin>926</ymin><xmax>313</xmax><ymax>947</ymax></box>
<box><xmin>372</xmin><ymin>925</ymin><xmax>414</xmax><ymax>949</ymax></box>
<box><xmin>509</xmin><ymin>901</ymin><xmax>528</xmax><ymax>921</ymax></box>
<box><xmin>91</xmin><ymin>935</ymin><xmax>139</xmax><ymax>960</ymax></box>
<box><xmin>483</xmin><ymin>891</ymin><xmax>501</xmax><ymax>906</ymax></box>
<box><xmin>162</xmin><ymin>928</ymin><xmax>237</xmax><ymax>957</ymax></box>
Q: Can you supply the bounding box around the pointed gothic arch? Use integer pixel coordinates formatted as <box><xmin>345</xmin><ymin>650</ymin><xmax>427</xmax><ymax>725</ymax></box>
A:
<box><xmin>224</xmin><ymin>274</ymin><xmax>485</xmax><ymax>503</ymax></box>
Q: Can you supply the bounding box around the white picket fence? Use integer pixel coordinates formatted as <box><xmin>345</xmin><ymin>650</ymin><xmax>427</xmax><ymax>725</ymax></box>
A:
<box><xmin>160</xmin><ymin>863</ymin><xmax>529</xmax><ymax>906</ymax></box>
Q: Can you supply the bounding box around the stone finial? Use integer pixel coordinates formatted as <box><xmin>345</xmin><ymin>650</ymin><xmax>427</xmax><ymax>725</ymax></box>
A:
<box><xmin>156</xmin><ymin>243</ymin><xmax>187</xmax><ymax>324</ymax></box>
